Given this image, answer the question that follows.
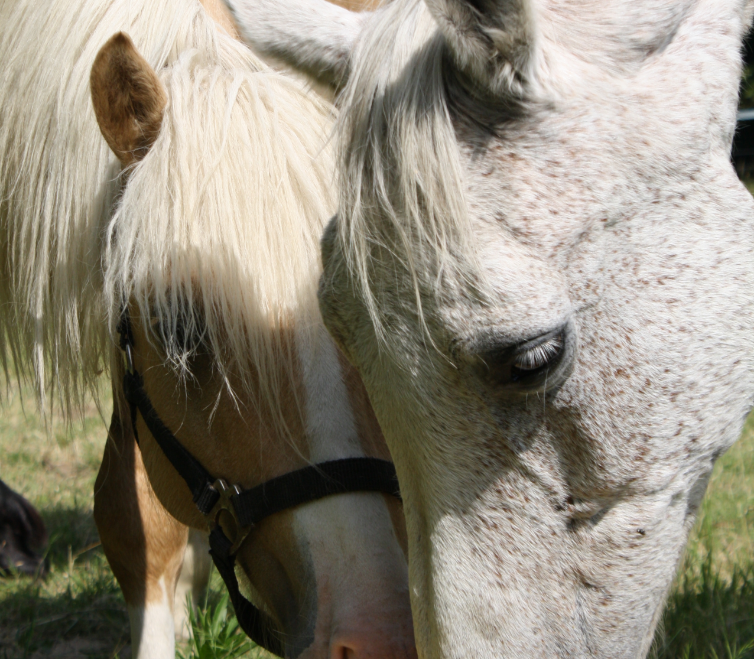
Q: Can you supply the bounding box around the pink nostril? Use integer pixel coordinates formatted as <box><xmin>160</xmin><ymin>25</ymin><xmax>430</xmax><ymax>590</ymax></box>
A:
<box><xmin>331</xmin><ymin>645</ymin><xmax>352</xmax><ymax>659</ymax></box>
<box><xmin>330</xmin><ymin>634</ymin><xmax>418</xmax><ymax>659</ymax></box>
<box><xmin>331</xmin><ymin>641</ymin><xmax>356</xmax><ymax>659</ymax></box>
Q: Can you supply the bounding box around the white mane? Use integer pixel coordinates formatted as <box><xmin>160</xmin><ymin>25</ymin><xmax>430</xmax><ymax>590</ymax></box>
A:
<box><xmin>334</xmin><ymin>0</ymin><xmax>477</xmax><ymax>337</ymax></box>
<box><xmin>0</xmin><ymin>0</ymin><xmax>335</xmax><ymax>414</ymax></box>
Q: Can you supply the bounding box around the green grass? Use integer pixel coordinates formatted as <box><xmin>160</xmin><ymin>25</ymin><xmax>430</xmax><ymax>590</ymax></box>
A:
<box><xmin>178</xmin><ymin>592</ymin><xmax>267</xmax><ymax>659</ymax></box>
<box><xmin>0</xmin><ymin>370</ymin><xmax>752</xmax><ymax>658</ymax></box>
<box><xmin>0</xmin><ymin>379</ymin><xmax>129</xmax><ymax>659</ymax></box>
<box><xmin>0</xmin><ymin>378</ymin><xmax>270</xmax><ymax>659</ymax></box>
<box><xmin>650</xmin><ymin>418</ymin><xmax>754</xmax><ymax>659</ymax></box>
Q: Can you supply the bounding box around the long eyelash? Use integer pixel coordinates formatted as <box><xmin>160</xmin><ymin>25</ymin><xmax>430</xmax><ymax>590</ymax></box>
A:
<box><xmin>514</xmin><ymin>335</ymin><xmax>564</xmax><ymax>371</ymax></box>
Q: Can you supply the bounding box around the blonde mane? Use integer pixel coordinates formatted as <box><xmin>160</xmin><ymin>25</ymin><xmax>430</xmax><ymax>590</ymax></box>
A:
<box><xmin>0</xmin><ymin>0</ymin><xmax>335</xmax><ymax>416</ymax></box>
<box><xmin>334</xmin><ymin>0</ymin><xmax>477</xmax><ymax>338</ymax></box>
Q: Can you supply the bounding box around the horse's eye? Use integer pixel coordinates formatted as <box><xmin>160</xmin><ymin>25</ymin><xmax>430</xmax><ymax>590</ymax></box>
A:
<box><xmin>475</xmin><ymin>327</ymin><xmax>570</xmax><ymax>391</ymax></box>
<box><xmin>154</xmin><ymin>317</ymin><xmax>206</xmax><ymax>355</ymax></box>
<box><xmin>511</xmin><ymin>331</ymin><xmax>565</xmax><ymax>378</ymax></box>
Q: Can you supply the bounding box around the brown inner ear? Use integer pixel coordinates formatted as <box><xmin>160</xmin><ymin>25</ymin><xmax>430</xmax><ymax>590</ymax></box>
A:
<box><xmin>90</xmin><ymin>32</ymin><xmax>167</xmax><ymax>166</ymax></box>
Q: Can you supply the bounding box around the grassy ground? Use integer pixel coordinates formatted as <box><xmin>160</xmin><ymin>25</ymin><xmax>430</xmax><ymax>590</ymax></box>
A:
<box><xmin>0</xmin><ymin>370</ymin><xmax>752</xmax><ymax>659</ymax></box>
<box><xmin>651</xmin><ymin>420</ymin><xmax>754</xmax><ymax>659</ymax></box>
<box><xmin>0</xmin><ymin>377</ymin><xmax>269</xmax><ymax>659</ymax></box>
<box><xmin>0</xmin><ymin>379</ymin><xmax>127</xmax><ymax>659</ymax></box>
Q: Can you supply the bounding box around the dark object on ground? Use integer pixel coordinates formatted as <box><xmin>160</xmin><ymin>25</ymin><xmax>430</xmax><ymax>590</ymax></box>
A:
<box><xmin>735</xmin><ymin>32</ymin><xmax>754</xmax><ymax>178</ymax></box>
<box><xmin>733</xmin><ymin>110</ymin><xmax>754</xmax><ymax>179</ymax></box>
<box><xmin>0</xmin><ymin>478</ymin><xmax>48</xmax><ymax>576</ymax></box>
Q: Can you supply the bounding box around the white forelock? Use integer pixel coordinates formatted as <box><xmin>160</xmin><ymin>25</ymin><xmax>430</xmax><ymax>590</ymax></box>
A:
<box><xmin>333</xmin><ymin>0</ymin><xmax>477</xmax><ymax>340</ymax></box>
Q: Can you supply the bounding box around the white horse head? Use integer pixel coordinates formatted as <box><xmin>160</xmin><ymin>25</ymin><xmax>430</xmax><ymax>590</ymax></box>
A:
<box><xmin>0</xmin><ymin>1</ymin><xmax>415</xmax><ymax>656</ymax></box>
<box><xmin>227</xmin><ymin>0</ymin><xmax>754</xmax><ymax>655</ymax></box>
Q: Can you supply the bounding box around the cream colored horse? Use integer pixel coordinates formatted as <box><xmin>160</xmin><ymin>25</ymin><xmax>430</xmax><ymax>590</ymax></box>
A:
<box><xmin>224</xmin><ymin>0</ymin><xmax>754</xmax><ymax>656</ymax></box>
<box><xmin>0</xmin><ymin>0</ymin><xmax>414</xmax><ymax>657</ymax></box>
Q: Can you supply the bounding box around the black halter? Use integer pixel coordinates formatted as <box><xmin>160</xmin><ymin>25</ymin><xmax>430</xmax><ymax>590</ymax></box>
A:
<box><xmin>116</xmin><ymin>313</ymin><xmax>401</xmax><ymax>656</ymax></box>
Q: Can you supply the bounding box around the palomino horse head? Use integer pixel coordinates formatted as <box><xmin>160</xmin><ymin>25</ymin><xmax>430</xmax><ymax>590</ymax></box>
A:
<box><xmin>89</xmin><ymin>28</ymin><xmax>414</xmax><ymax>658</ymax></box>
<box><xmin>226</xmin><ymin>0</ymin><xmax>754</xmax><ymax>655</ymax></box>
<box><xmin>0</xmin><ymin>0</ymin><xmax>414</xmax><ymax>655</ymax></box>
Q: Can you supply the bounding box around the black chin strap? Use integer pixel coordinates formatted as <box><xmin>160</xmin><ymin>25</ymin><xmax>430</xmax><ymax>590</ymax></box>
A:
<box><xmin>117</xmin><ymin>315</ymin><xmax>401</xmax><ymax>656</ymax></box>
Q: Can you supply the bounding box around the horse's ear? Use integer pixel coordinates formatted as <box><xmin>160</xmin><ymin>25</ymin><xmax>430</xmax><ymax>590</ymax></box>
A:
<box><xmin>425</xmin><ymin>0</ymin><xmax>536</xmax><ymax>96</ymax></box>
<box><xmin>90</xmin><ymin>32</ymin><xmax>167</xmax><ymax>166</ymax></box>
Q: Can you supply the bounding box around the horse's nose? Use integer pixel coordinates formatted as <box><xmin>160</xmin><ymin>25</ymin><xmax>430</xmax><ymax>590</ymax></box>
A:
<box><xmin>330</xmin><ymin>630</ymin><xmax>418</xmax><ymax>659</ymax></box>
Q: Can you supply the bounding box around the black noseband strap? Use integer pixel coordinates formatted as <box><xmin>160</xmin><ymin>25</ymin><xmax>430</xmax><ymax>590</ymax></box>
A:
<box><xmin>232</xmin><ymin>457</ymin><xmax>401</xmax><ymax>527</ymax></box>
<box><xmin>117</xmin><ymin>316</ymin><xmax>401</xmax><ymax>656</ymax></box>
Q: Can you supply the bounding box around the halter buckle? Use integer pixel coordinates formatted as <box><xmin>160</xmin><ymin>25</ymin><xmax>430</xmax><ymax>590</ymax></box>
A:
<box><xmin>207</xmin><ymin>478</ymin><xmax>251</xmax><ymax>555</ymax></box>
<box><xmin>124</xmin><ymin>343</ymin><xmax>135</xmax><ymax>375</ymax></box>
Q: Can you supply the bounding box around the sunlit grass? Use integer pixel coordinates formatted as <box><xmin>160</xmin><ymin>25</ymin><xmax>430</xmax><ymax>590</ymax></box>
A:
<box><xmin>0</xmin><ymin>377</ymin><xmax>272</xmax><ymax>659</ymax></box>
<box><xmin>178</xmin><ymin>591</ymin><xmax>268</xmax><ymax>659</ymax></box>
<box><xmin>0</xmin><ymin>379</ymin><xmax>128</xmax><ymax>659</ymax></box>
<box><xmin>651</xmin><ymin>417</ymin><xmax>754</xmax><ymax>659</ymax></box>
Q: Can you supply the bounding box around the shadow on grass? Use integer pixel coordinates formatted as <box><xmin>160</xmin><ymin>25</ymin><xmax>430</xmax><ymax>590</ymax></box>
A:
<box><xmin>3</xmin><ymin>504</ymin><xmax>751</xmax><ymax>659</ymax></box>
<box><xmin>42</xmin><ymin>504</ymin><xmax>100</xmax><ymax>571</ymax></box>
<box><xmin>0</xmin><ymin>504</ymin><xmax>128</xmax><ymax>659</ymax></box>
<box><xmin>653</xmin><ymin>557</ymin><xmax>754</xmax><ymax>659</ymax></box>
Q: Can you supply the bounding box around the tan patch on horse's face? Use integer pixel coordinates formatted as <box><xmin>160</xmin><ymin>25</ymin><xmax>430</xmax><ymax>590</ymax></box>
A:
<box><xmin>200</xmin><ymin>0</ymin><xmax>241</xmax><ymax>39</ymax></box>
<box><xmin>235</xmin><ymin>510</ymin><xmax>307</xmax><ymax>629</ymax></box>
<box><xmin>90</xmin><ymin>32</ymin><xmax>166</xmax><ymax>166</ymax></box>
<box><xmin>327</xmin><ymin>0</ymin><xmax>382</xmax><ymax>11</ymax></box>
<box><xmin>338</xmin><ymin>352</ymin><xmax>389</xmax><ymax>460</ymax></box>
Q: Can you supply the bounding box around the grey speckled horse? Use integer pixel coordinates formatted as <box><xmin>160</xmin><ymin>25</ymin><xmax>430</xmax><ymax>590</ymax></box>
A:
<box><xmin>225</xmin><ymin>0</ymin><xmax>754</xmax><ymax>656</ymax></box>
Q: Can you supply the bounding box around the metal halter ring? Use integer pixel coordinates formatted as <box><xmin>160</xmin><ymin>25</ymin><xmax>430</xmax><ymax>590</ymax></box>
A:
<box><xmin>124</xmin><ymin>342</ymin><xmax>135</xmax><ymax>375</ymax></box>
<box><xmin>207</xmin><ymin>479</ymin><xmax>252</xmax><ymax>555</ymax></box>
